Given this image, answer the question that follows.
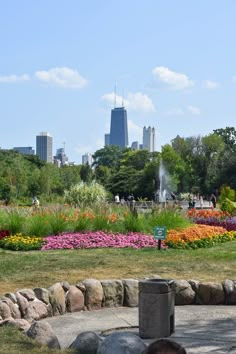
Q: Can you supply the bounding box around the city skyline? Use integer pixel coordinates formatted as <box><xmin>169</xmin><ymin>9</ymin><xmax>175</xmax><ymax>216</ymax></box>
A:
<box><xmin>0</xmin><ymin>1</ymin><xmax>236</xmax><ymax>163</ymax></box>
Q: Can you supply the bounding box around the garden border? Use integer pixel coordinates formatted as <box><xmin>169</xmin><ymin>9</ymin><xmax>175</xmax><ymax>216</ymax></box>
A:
<box><xmin>1</xmin><ymin>277</ymin><xmax>236</xmax><ymax>325</ymax></box>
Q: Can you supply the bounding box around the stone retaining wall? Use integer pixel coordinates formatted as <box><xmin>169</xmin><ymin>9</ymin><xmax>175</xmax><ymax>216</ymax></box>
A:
<box><xmin>0</xmin><ymin>278</ymin><xmax>236</xmax><ymax>324</ymax></box>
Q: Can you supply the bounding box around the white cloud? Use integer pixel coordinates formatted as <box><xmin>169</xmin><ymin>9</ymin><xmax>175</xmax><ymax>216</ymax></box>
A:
<box><xmin>165</xmin><ymin>108</ymin><xmax>184</xmax><ymax>116</ymax></box>
<box><xmin>101</xmin><ymin>91</ymin><xmax>155</xmax><ymax>112</ymax></box>
<box><xmin>35</xmin><ymin>67</ymin><xmax>87</xmax><ymax>88</ymax></box>
<box><xmin>74</xmin><ymin>145</ymin><xmax>93</xmax><ymax>155</ymax></box>
<box><xmin>152</xmin><ymin>66</ymin><xmax>194</xmax><ymax>90</ymax></box>
<box><xmin>95</xmin><ymin>138</ymin><xmax>104</xmax><ymax>149</ymax></box>
<box><xmin>128</xmin><ymin>120</ymin><xmax>143</xmax><ymax>141</ymax></box>
<box><xmin>0</xmin><ymin>74</ymin><xmax>30</xmax><ymax>83</ymax></box>
<box><xmin>203</xmin><ymin>80</ymin><xmax>219</xmax><ymax>89</ymax></box>
<box><xmin>101</xmin><ymin>93</ymin><xmax>128</xmax><ymax>108</ymax></box>
<box><xmin>187</xmin><ymin>105</ymin><xmax>200</xmax><ymax>115</ymax></box>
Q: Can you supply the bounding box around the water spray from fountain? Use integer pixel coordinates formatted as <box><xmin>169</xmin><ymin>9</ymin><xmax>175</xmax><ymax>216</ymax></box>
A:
<box><xmin>158</xmin><ymin>159</ymin><xmax>167</xmax><ymax>205</ymax></box>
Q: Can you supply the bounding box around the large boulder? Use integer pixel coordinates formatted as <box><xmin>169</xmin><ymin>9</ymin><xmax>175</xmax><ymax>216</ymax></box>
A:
<box><xmin>0</xmin><ymin>302</ymin><xmax>11</xmax><ymax>319</ymax></box>
<box><xmin>18</xmin><ymin>289</ymin><xmax>36</xmax><ymax>301</ymax></box>
<box><xmin>4</xmin><ymin>293</ymin><xmax>17</xmax><ymax>303</ymax></box>
<box><xmin>66</xmin><ymin>285</ymin><xmax>84</xmax><ymax>312</ymax></box>
<box><xmin>48</xmin><ymin>283</ymin><xmax>66</xmax><ymax>316</ymax></box>
<box><xmin>97</xmin><ymin>332</ymin><xmax>146</xmax><ymax>354</ymax></box>
<box><xmin>174</xmin><ymin>280</ymin><xmax>195</xmax><ymax>305</ymax></box>
<box><xmin>0</xmin><ymin>296</ymin><xmax>21</xmax><ymax>319</ymax></box>
<box><xmin>197</xmin><ymin>282</ymin><xmax>225</xmax><ymax>305</ymax></box>
<box><xmin>82</xmin><ymin>279</ymin><xmax>104</xmax><ymax>310</ymax></box>
<box><xmin>26</xmin><ymin>321</ymin><xmax>60</xmax><ymax>349</ymax></box>
<box><xmin>15</xmin><ymin>292</ymin><xmax>29</xmax><ymax>317</ymax></box>
<box><xmin>123</xmin><ymin>279</ymin><xmax>139</xmax><ymax>307</ymax></box>
<box><xmin>24</xmin><ymin>300</ymin><xmax>49</xmax><ymax>322</ymax></box>
<box><xmin>34</xmin><ymin>288</ymin><xmax>50</xmax><ymax>305</ymax></box>
<box><xmin>0</xmin><ymin>318</ymin><xmax>30</xmax><ymax>332</ymax></box>
<box><xmin>223</xmin><ymin>279</ymin><xmax>236</xmax><ymax>304</ymax></box>
<box><xmin>60</xmin><ymin>281</ymin><xmax>70</xmax><ymax>292</ymax></box>
<box><xmin>101</xmin><ymin>280</ymin><xmax>124</xmax><ymax>307</ymax></box>
<box><xmin>69</xmin><ymin>331</ymin><xmax>102</xmax><ymax>353</ymax></box>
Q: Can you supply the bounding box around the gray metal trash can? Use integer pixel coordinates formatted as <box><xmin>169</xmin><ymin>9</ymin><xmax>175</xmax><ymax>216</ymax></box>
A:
<box><xmin>139</xmin><ymin>279</ymin><xmax>175</xmax><ymax>339</ymax></box>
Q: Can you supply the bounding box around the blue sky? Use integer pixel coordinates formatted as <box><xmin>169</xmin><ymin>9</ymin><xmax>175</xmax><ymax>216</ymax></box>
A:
<box><xmin>0</xmin><ymin>0</ymin><xmax>236</xmax><ymax>163</ymax></box>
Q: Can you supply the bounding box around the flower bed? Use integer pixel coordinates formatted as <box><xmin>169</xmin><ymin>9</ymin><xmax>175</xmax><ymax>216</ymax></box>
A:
<box><xmin>187</xmin><ymin>209</ymin><xmax>236</xmax><ymax>231</ymax></box>
<box><xmin>165</xmin><ymin>224</ymin><xmax>236</xmax><ymax>249</ymax></box>
<box><xmin>41</xmin><ymin>231</ymin><xmax>162</xmax><ymax>250</ymax></box>
<box><xmin>0</xmin><ymin>224</ymin><xmax>235</xmax><ymax>251</ymax></box>
<box><xmin>0</xmin><ymin>233</ymin><xmax>43</xmax><ymax>251</ymax></box>
<box><xmin>0</xmin><ymin>230</ymin><xmax>10</xmax><ymax>239</ymax></box>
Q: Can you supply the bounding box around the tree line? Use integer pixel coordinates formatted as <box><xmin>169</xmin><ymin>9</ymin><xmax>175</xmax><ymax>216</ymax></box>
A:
<box><xmin>0</xmin><ymin>127</ymin><xmax>235</xmax><ymax>203</ymax></box>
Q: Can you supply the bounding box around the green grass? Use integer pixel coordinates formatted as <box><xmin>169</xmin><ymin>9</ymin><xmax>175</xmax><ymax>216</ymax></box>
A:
<box><xmin>0</xmin><ymin>326</ymin><xmax>75</xmax><ymax>354</ymax></box>
<box><xmin>1</xmin><ymin>241</ymin><xmax>236</xmax><ymax>295</ymax></box>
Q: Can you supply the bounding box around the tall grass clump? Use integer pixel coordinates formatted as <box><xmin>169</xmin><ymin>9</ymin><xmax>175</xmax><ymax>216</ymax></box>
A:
<box><xmin>47</xmin><ymin>207</ymin><xmax>69</xmax><ymax>235</ymax></box>
<box><xmin>147</xmin><ymin>207</ymin><xmax>192</xmax><ymax>232</ymax></box>
<box><xmin>123</xmin><ymin>212</ymin><xmax>145</xmax><ymax>233</ymax></box>
<box><xmin>25</xmin><ymin>214</ymin><xmax>51</xmax><ymax>237</ymax></box>
<box><xmin>4</xmin><ymin>209</ymin><xmax>26</xmax><ymax>235</ymax></box>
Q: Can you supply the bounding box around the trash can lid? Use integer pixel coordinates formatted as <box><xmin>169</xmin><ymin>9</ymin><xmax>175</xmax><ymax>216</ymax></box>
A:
<box><xmin>139</xmin><ymin>279</ymin><xmax>174</xmax><ymax>293</ymax></box>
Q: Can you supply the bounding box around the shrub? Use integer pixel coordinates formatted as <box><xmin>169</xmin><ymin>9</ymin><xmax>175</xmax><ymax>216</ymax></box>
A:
<box><xmin>220</xmin><ymin>198</ymin><xmax>236</xmax><ymax>215</ymax></box>
<box><xmin>64</xmin><ymin>181</ymin><xmax>108</xmax><ymax>208</ymax></box>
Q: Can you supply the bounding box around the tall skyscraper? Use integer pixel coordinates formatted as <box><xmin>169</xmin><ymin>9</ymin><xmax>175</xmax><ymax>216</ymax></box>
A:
<box><xmin>36</xmin><ymin>132</ymin><xmax>53</xmax><ymax>162</ymax></box>
<box><xmin>109</xmin><ymin>107</ymin><xmax>128</xmax><ymax>148</ymax></box>
<box><xmin>143</xmin><ymin>126</ymin><xmax>155</xmax><ymax>152</ymax></box>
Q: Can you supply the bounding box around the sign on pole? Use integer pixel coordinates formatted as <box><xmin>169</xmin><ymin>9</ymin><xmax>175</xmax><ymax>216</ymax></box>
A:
<box><xmin>154</xmin><ymin>226</ymin><xmax>167</xmax><ymax>250</ymax></box>
<box><xmin>154</xmin><ymin>226</ymin><xmax>167</xmax><ymax>240</ymax></box>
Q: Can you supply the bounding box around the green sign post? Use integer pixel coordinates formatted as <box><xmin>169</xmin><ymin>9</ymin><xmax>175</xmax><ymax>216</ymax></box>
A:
<box><xmin>154</xmin><ymin>226</ymin><xmax>167</xmax><ymax>250</ymax></box>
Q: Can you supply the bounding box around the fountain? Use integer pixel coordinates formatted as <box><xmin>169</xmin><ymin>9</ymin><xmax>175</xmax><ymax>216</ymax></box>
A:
<box><xmin>157</xmin><ymin>160</ymin><xmax>173</xmax><ymax>207</ymax></box>
<box><xmin>159</xmin><ymin>160</ymin><xmax>167</xmax><ymax>204</ymax></box>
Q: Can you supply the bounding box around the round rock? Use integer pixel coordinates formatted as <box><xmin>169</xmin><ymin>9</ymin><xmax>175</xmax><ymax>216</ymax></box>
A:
<box><xmin>69</xmin><ymin>331</ymin><xmax>102</xmax><ymax>353</ymax></box>
<box><xmin>97</xmin><ymin>332</ymin><xmax>146</xmax><ymax>354</ymax></box>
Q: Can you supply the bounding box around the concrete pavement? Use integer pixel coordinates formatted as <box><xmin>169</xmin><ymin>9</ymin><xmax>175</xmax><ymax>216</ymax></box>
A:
<box><xmin>41</xmin><ymin>305</ymin><xmax>236</xmax><ymax>353</ymax></box>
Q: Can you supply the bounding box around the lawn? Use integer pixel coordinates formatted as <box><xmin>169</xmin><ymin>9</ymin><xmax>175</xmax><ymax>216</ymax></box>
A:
<box><xmin>1</xmin><ymin>240</ymin><xmax>236</xmax><ymax>295</ymax></box>
<box><xmin>0</xmin><ymin>326</ymin><xmax>75</xmax><ymax>354</ymax></box>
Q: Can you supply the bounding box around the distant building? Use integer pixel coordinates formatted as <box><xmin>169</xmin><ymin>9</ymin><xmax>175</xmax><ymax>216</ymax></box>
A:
<box><xmin>143</xmin><ymin>126</ymin><xmax>155</xmax><ymax>152</ymax></box>
<box><xmin>54</xmin><ymin>148</ymin><xmax>68</xmax><ymax>166</ymax></box>
<box><xmin>82</xmin><ymin>153</ymin><xmax>93</xmax><ymax>166</ymax></box>
<box><xmin>36</xmin><ymin>132</ymin><xmax>53</xmax><ymax>162</ymax></box>
<box><xmin>104</xmin><ymin>133</ymin><xmax>110</xmax><ymax>146</ymax></box>
<box><xmin>13</xmin><ymin>146</ymin><xmax>35</xmax><ymax>155</ymax></box>
<box><xmin>109</xmin><ymin>107</ymin><xmax>128</xmax><ymax>148</ymax></box>
<box><xmin>131</xmin><ymin>141</ymin><xmax>139</xmax><ymax>150</ymax></box>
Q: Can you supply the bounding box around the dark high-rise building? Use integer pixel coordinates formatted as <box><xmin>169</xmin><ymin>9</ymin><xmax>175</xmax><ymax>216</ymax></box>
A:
<box><xmin>36</xmin><ymin>132</ymin><xmax>53</xmax><ymax>162</ymax></box>
<box><xmin>109</xmin><ymin>107</ymin><xmax>128</xmax><ymax>148</ymax></box>
<box><xmin>13</xmin><ymin>146</ymin><xmax>35</xmax><ymax>155</ymax></box>
<box><xmin>104</xmin><ymin>133</ymin><xmax>110</xmax><ymax>146</ymax></box>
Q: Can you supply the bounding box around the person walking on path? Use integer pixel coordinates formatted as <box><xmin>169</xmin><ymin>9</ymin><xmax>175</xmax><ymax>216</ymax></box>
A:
<box><xmin>210</xmin><ymin>193</ymin><xmax>217</xmax><ymax>208</ymax></box>
<box><xmin>199</xmin><ymin>195</ymin><xmax>204</xmax><ymax>209</ymax></box>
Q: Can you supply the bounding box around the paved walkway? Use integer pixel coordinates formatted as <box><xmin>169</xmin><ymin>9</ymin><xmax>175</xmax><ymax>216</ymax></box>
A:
<box><xmin>41</xmin><ymin>305</ymin><xmax>236</xmax><ymax>353</ymax></box>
